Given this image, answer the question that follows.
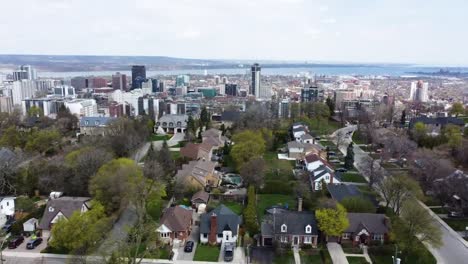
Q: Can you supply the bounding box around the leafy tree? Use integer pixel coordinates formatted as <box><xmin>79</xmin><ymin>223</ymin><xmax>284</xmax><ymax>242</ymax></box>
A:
<box><xmin>376</xmin><ymin>174</ymin><xmax>423</xmax><ymax>215</ymax></box>
<box><xmin>25</xmin><ymin>129</ymin><xmax>61</xmax><ymax>154</ymax></box>
<box><xmin>0</xmin><ymin>126</ymin><xmax>24</xmax><ymax>149</ymax></box>
<box><xmin>220</xmin><ymin>123</ymin><xmax>226</xmax><ymax>136</ymax></box>
<box><xmin>444</xmin><ymin>124</ymin><xmax>462</xmax><ymax>152</ymax></box>
<box><xmin>340</xmin><ymin>197</ymin><xmax>375</xmax><ymax>213</ymax></box>
<box><xmin>315</xmin><ymin>203</ymin><xmax>349</xmax><ymax>237</ymax></box>
<box><xmin>240</xmin><ymin>157</ymin><xmax>266</xmax><ymax>187</ymax></box>
<box><xmin>244</xmin><ymin>186</ymin><xmax>258</xmax><ymax>234</ymax></box>
<box><xmin>200</xmin><ymin>106</ymin><xmax>210</xmax><ymax>127</ymax></box>
<box><xmin>105</xmin><ymin>118</ymin><xmax>150</xmax><ymax>157</ymax></box>
<box><xmin>50</xmin><ymin>202</ymin><xmax>111</xmax><ymax>254</ymax></box>
<box><xmin>27</xmin><ymin>106</ymin><xmax>43</xmax><ymax>117</ymax></box>
<box><xmin>344</xmin><ymin>142</ymin><xmax>354</xmax><ymax>169</ymax></box>
<box><xmin>186</xmin><ymin>115</ymin><xmax>197</xmax><ymax>141</ymax></box>
<box><xmin>290</xmin><ymin>103</ymin><xmax>300</xmax><ymax>120</ymax></box>
<box><xmin>15</xmin><ymin>196</ymin><xmax>35</xmax><ymax>213</ymax></box>
<box><xmin>412</xmin><ymin>122</ymin><xmax>427</xmax><ymax>146</ymax></box>
<box><xmin>449</xmin><ymin>102</ymin><xmax>464</xmax><ymax>117</ymax></box>
<box><xmin>394</xmin><ymin>201</ymin><xmax>442</xmax><ymax>261</ymax></box>
<box><xmin>89</xmin><ymin>158</ymin><xmax>143</xmax><ymax>213</ymax></box>
<box><xmin>231</xmin><ymin>130</ymin><xmax>266</xmax><ymax>169</ymax></box>
<box><xmin>156</xmin><ymin>140</ymin><xmax>175</xmax><ymax>179</ymax></box>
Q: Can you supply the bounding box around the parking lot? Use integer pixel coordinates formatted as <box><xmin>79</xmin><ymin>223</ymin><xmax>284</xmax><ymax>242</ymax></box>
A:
<box><xmin>4</xmin><ymin>234</ymin><xmax>49</xmax><ymax>253</ymax></box>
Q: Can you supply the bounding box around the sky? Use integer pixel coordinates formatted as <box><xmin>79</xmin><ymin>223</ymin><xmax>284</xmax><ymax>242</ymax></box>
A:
<box><xmin>0</xmin><ymin>0</ymin><xmax>467</xmax><ymax>65</ymax></box>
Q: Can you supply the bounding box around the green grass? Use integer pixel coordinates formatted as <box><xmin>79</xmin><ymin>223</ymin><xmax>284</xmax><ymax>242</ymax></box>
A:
<box><xmin>308</xmin><ymin>119</ymin><xmax>342</xmax><ymax>136</ymax></box>
<box><xmin>347</xmin><ymin>256</ymin><xmax>369</xmax><ymax>264</ymax></box>
<box><xmin>341</xmin><ymin>242</ymin><xmax>363</xmax><ymax>254</ymax></box>
<box><xmin>368</xmin><ymin>244</ymin><xmax>436</xmax><ymax>264</ymax></box>
<box><xmin>150</xmin><ymin>134</ymin><xmax>171</xmax><ymax>141</ymax></box>
<box><xmin>352</xmin><ymin>130</ymin><xmax>368</xmax><ymax>145</ymax></box>
<box><xmin>274</xmin><ymin>250</ymin><xmax>295</xmax><ymax>264</ymax></box>
<box><xmin>170</xmin><ymin>151</ymin><xmax>181</xmax><ymax>160</ymax></box>
<box><xmin>319</xmin><ymin>140</ymin><xmax>336</xmax><ymax>148</ymax></box>
<box><xmin>444</xmin><ymin>218</ymin><xmax>468</xmax><ymax>231</ymax></box>
<box><xmin>300</xmin><ymin>252</ymin><xmax>323</xmax><ymax>263</ymax></box>
<box><xmin>340</xmin><ymin>172</ymin><xmax>367</xmax><ymax>183</ymax></box>
<box><xmin>429</xmin><ymin>207</ymin><xmax>448</xmax><ymax>214</ymax></box>
<box><xmin>223</xmin><ymin>201</ymin><xmax>244</xmax><ymax>215</ymax></box>
<box><xmin>263</xmin><ymin>151</ymin><xmax>295</xmax><ymax>181</ymax></box>
<box><xmin>257</xmin><ymin>194</ymin><xmax>297</xmax><ymax>220</ymax></box>
<box><xmin>193</xmin><ymin>244</ymin><xmax>220</xmax><ymax>262</ymax></box>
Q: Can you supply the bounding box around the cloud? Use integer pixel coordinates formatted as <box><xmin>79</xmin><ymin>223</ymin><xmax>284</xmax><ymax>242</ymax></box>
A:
<box><xmin>321</xmin><ymin>18</ymin><xmax>337</xmax><ymax>24</ymax></box>
<box><xmin>178</xmin><ymin>29</ymin><xmax>201</xmax><ymax>39</ymax></box>
<box><xmin>319</xmin><ymin>5</ymin><xmax>329</xmax><ymax>12</ymax></box>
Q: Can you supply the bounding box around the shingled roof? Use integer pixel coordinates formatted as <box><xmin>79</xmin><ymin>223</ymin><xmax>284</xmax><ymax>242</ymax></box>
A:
<box><xmin>345</xmin><ymin>213</ymin><xmax>390</xmax><ymax>234</ymax></box>
<box><xmin>159</xmin><ymin>206</ymin><xmax>193</xmax><ymax>232</ymax></box>
<box><xmin>39</xmin><ymin>197</ymin><xmax>91</xmax><ymax>230</ymax></box>
<box><xmin>200</xmin><ymin>205</ymin><xmax>241</xmax><ymax>234</ymax></box>
<box><xmin>261</xmin><ymin>210</ymin><xmax>318</xmax><ymax>236</ymax></box>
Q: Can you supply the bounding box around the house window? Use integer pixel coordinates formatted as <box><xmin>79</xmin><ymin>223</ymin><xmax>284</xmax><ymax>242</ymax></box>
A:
<box><xmin>304</xmin><ymin>236</ymin><xmax>312</xmax><ymax>244</ymax></box>
<box><xmin>372</xmin><ymin>234</ymin><xmax>383</xmax><ymax>241</ymax></box>
<box><xmin>280</xmin><ymin>236</ymin><xmax>288</xmax><ymax>243</ymax></box>
<box><xmin>49</xmin><ymin>207</ymin><xmax>54</xmax><ymax>212</ymax></box>
<box><xmin>325</xmin><ymin>175</ymin><xmax>330</xmax><ymax>180</ymax></box>
<box><xmin>160</xmin><ymin>233</ymin><xmax>169</xmax><ymax>238</ymax></box>
<box><xmin>305</xmin><ymin>225</ymin><xmax>312</xmax><ymax>234</ymax></box>
<box><xmin>281</xmin><ymin>224</ymin><xmax>287</xmax><ymax>233</ymax></box>
<box><xmin>203</xmin><ymin>234</ymin><xmax>208</xmax><ymax>238</ymax></box>
<box><xmin>217</xmin><ymin>234</ymin><xmax>223</xmax><ymax>238</ymax></box>
<box><xmin>342</xmin><ymin>233</ymin><xmax>350</xmax><ymax>239</ymax></box>
<box><xmin>6</xmin><ymin>202</ymin><xmax>9</xmax><ymax>206</ymax></box>
<box><xmin>175</xmin><ymin>232</ymin><xmax>178</xmax><ymax>238</ymax></box>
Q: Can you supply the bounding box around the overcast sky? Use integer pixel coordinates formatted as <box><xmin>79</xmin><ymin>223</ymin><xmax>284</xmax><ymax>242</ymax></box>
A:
<box><xmin>1</xmin><ymin>0</ymin><xmax>467</xmax><ymax>65</ymax></box>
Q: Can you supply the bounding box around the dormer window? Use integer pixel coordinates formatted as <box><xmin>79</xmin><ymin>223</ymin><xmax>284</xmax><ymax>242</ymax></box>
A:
<box><xmin>281</xmin><ymin>224</ymin><xmax>287</xmax><ymax>233</ymax></box>
<box><xmin>49</xmin><ymin>206</ymin><xmax>55</xmax><ymax>212</ymax></box>
<box><xmin>305</xmin><ymin>225</ymin><xmax>312</xmax><ymax>234</ymax></box>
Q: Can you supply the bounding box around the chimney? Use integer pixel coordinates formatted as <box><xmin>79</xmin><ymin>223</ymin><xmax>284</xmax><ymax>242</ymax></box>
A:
<box><xmin>298</xmin><ymin>198</ymin><xmax>303</xmax><ymax>212</ymax></box>
<box><xmin>208</xmin><ymin>212</ymin><xmax>217</xmax><ymax>245</ymax></box>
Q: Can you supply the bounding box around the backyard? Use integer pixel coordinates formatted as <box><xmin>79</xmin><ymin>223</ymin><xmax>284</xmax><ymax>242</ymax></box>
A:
<box><xmin>193</xmin><ymin>244</ymin><xmax>220</xmax><ymax>262</ymax></box>
<box><xmin>340</xmin><ymin>171</ymin><xmax>367</xmax><ymax>183</ymax></box>
<box><xmin>257</xmin><ymin>194</ymin><xmax>297</xmax><ymax>220</ymax></box>
<box><xmin>263</xmin><ymin>151</ymin><xmax>295</xmax><ymax>181</ymax></box>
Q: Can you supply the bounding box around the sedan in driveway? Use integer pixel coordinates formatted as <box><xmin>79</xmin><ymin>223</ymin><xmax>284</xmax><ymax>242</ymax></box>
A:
<box><xmin>184</xmin><ymin>241</ymin><xmax>194</xmax><ymax>252</ymax></box>
<box><xmin>26</xmin><ymin>237</ymin><xmax>43</xmax><ymax>249</ymax></box>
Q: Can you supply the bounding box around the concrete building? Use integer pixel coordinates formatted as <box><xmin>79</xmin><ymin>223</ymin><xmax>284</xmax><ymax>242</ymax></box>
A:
<box><xmin>301</xmin><ymin>85</ymin><xmax>325</xmax><ymax>102</ymax></box>
<box><xmin>225</xmin><ymin>84</ymin><xmax>238</xmax><ymax>96</ymax></box>
<box><xmin>64</xmin><ymin>99</ymin><xmax>98</xmax><ymax>117</ymax></box>
<box><xmin>12</xmin><ymin>80</ymin><xmax>36</xmax><ymax>105</ymax></box>
<box><xmin>53</xmin><ymin>85</ymin><xmax>76</xmax><ymax>98</ymax></box>
<box><xmin>251</xmin><ymin>63</ymin><xmax>261</xmax><ymax>96</ymax></box>
<box><xmin>13</xmin><ymin>65</ymin><xmax>36</xmax><ymax>81</ymax></box>
<box><xmin>279</xmin><ymin>99</ymin><xmax>290</xmax><ymax>118</ymax></box>
<box><xmin>409</xmin><ymin>80</ymin><xmax>429</xmax><ymax>102</ymax></box>
<box><xmin>71</xmin><ymin>77</ymin><xmax>87</xmax><ymax>90</ymax></box>
<box><xmin>22</xmin><ymin>98</ymin><xmax>63</xmax><ymax>117</ymax></box>
<box><xmin>176</xmin><ymin>75</ymin><xmax>190</xmax><ymax>87</ymax></box>
<box><xmin>0</xmin><ymin>96</ymin><xmax>13</xmax><ymax>113</ymax></box>
<box><xmin>112</xmin><ymin>72</ymin><xmax>127</xmax><ymax>91</ymax></box>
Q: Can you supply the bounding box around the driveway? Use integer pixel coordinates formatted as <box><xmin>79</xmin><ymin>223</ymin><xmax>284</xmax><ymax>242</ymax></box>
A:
<box><xmin>331</xmin><ymin>126</ymin><xmax>468</xmax><ymax>264</ymax></box>
<box><xmin>177</xmin><ymin>212</ymin><xmax>200</xmax><ymax>261</ymax></box>
<box><xmin>327</xmin><ymin>242</ymin><xmax>349</xmax><ymax>264</ymax></box>
<box><xmin>4</xmin><ymin>233</ymin><xmax>48</xmax><ymax>253</ymax></box>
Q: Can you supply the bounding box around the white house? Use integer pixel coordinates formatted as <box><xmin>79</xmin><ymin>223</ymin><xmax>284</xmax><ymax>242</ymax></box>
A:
<box><xmin>304</xmin><ymin>153</ymin><xmax>327</xmax><ymax>172</ymax></box>
<box><xmin>300</xmin><ymin>134</ymin><xmax>315</xmax><ymax>144</ymax></box>
<box><xmin>200</xmin><ymin>205</ymin><xmax>241</xmax><ymax>245</ymax></box>
<box><xmin>310</xmin><ymin>165</ymin><xmax>340</xmax><ymax>191</ymax></box>
<box><xmin>0</xmin><ymin>197</ymin><xmax>16</xmax><ymax>217</ymax></box>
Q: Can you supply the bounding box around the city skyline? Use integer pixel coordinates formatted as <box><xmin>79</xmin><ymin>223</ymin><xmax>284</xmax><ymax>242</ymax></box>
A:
<box><xmin>0</xmin><ymin>0</ymin><xmax>467</xmax><ymax>66</ymax></box>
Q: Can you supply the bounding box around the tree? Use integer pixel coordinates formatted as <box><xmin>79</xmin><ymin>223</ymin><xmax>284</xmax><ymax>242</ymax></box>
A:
<box><xmin>394</xmin><ymin>201</ymin><xmax>442</xmax><ymax>260</ymax></box>
<box><xmin>380</xmin><ymin>134</ymin><xmax>417</xmax><ymax>161</ymax></box>
<box><xmin>105</xmin><ymin>118</ymin><xmax>150</xmax><ymax>157</ymax></box>
<box><xmin>412</xmin><ymin>122</ymin><xmax>427</xmax><ymax>146</ymax></box>
<box><xmin>220</xmin><ymin>123</ymin><xmax>226</xmax><ymax>136</ymax></box>
<box><xmin>200</xmin><ymin>107</ymin><xmax>210</xmax><ymax>127</ymax></box>
<box><xmin>0</xmin><ymin>126</ymin><xmax>24</xmax><ymax>149</ymax></box>
<box><xmin>409</xmin><ymin>149</ymin><xmax>455</xmax><ymax>191</ymax></box>
<box><xmin>231</xmin><ymin>130</ymin><xmax>266</xmax><ymax>169</ymax></box>
<box><xmin>376</xmin><ymin>175</ymin><xmax>423</xmax><ymax>215</ymax></box>
<box><xmin>400</xmin><ymin>109</ymin><xmax>406</xmax><ymax>127</ymax></box>
<box><xmin>89</xmin><ymin>158</ymin><xmax>143</xmax><ymax>213</ymax></box>
<box><xmin>340</xmin><ymin>197</ymin><xmax>375</xmax><ymax>213</ymax></box>
<box><xmin>315</xmin><ymin>203</ymin><xmax>349</xmax><ymax>237</ymax></box>
<box><xmin>50</xmin><ymin>202</ymin><xmax>111</xmax><ymax>255</ymax></box>
<box><xmin>186</xmin><ymin>115</ymin><xmax>197</xmax><ymax>141</ymax></box>
<box><xmin>25</xmin><ymin>129</ymin><xmax>61</xmax><ymax>154</ymax></box>
<box><xmin>325</xmin><ymin>97</ymin><xmax>335</xmax><ymax>116</ymax></box>
<box><xmin>344</xmin><ymin>142</ymin><xmax>354</xmax><ymax>169</ymax></box>
<box><xmin>15</xmin><ymin>196</ymin><xmax>35</xmax><ymax>213</ymax></box>
<box><xmin>244</xmin><ymin>186</ymin><xmax>258</xmax><ymax>234</ymax></box>
<box><xmin>27</xmin><ymin>106</ymin><xmax>43</xmax><ymax>117</ymax></box>
<box><xmin>449</xmin><ymin>102</ymin><xmax>464</xmax><ymax>117</ymax></box>
<box><xmin>290</xmin><ymin>103</ymin><xmax>300</xmax><ymax>120</ymax></box>
<box><xmin>444</xmin><ymin>124</ymin><xmax>463</xmax><ymax>152</ymax></box>
<box><xmin>156</xmin><ymin>140</ymin><xmax>175</xmax><ymax>179</ymax></box>
<box><xmin>56</xmin><ymin>105</ymin><xmax>79</xmax><ymax>135</ymax></box>
<box><xmin>240</xmin><ymin>157</ymin><xmax>266</xmax><ymax>187</ymax></box>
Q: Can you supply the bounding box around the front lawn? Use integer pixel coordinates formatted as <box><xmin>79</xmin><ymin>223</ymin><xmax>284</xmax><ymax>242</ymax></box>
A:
<box><xmin>273</xmin><ymin>250</ymin><xmax>295</xmax><ymax>264</ymax></box>
<box><xmin>347</xmin><ymin>256</ymin><xmax>369</xmax><ymax>264</ymax></box>
<box><xmin>150</xmin><ymin>134</ymin><xmax>171</xmax><ymax>141</ymax></box>
<box><xmin>257</xmin><ymin>194</ymin><xmax>296</xmax><ymax>220</ymax></box>
<box><xmin>193</xmin><ymin>244</ymin><xmax>220</xmax><ymax>262</ymax></box>
<box><xmin>444</xmin><ymin>218</ymin><xmax>468</xmax><ymax>231</ymax></box>
<box><xmin>224</xmin><ymin>201</ymin><xmax>244</xmax><ymax>215</ymax></box>
<box><xmin>308</xmin><ymin>119</ymin><xmax>342</xmax><ymax>136</ymax></box>
<box><xmin>170</xmin><ymin>151</ymin><xmax>181</xmax><ymax>160</ymax></box>
<box><xmin>368</xmin><ymin>244</ymin><xmax>436</xmax><ymax>264</ymax></box>
<box><xmin>263</xmin><ymin>151</ymin><xmax>295</xmax><ymax>181</ymax></box>
<box><xmin>340</xmin><ymin>172</ymin><xmax>367</xmax><ymax>183</ymax></box>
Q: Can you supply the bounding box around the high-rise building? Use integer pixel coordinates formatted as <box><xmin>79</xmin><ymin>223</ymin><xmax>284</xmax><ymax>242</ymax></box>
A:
<box><xmin>279</xmin><ymin>99</ymin><xmax>290</xmax><ymax>119</ymax></box>
<box><xmin>90</xmin><ymin>77</ymin><xmax>107</xmax><ymax>88</ymax></box>
<box><xmin>159</xmin><ymin>81</ymin><xmax>166</xmax><ymax>92</ymax></box>
<box><xmin>225</xmin><ymin>84</ymin><xmax>238</xmax><ymax>96</ymax></box>
<box><xmin>0</xmin><ymin>96</ymin><xmax>13</xmax><ymax>113</ymax></box>
<box><xmin>12</xmin><ymin>80</ymin><xmax>36</xmax><ymax>105</ymax></box>
<box><xmin>176</xmin><ymin>75</ymin><xmax>190</xmax><ymax>87</ymax></box>
<box><xmin>131</xmin><ymin>65</ymin><xmax>146</xmax><ymax>89</ymax></box>
<box><xmin>112</xmin><ymin>72</ymin><xmax>127</xmax><ymax>91</ymax></box>
<box><xmin>251</xmin><ymin>63</ymin><xmax>261</xmax><ymax>96</ymax></box>
<box><xmin>151</xmin><ymin>79</ymin><xmax>160</xmax><ymax>93</ymax></box>
<box><xmin>409</xmin><ymin>80</ymin><xmax>429</xmax><ymax>102</ymax></box>
<box><xmin>214</xmin><ymin>76</ymin><xmax>221</xmax><ymax>85</ymax></box>
<box><xmin>302</xmin><ymin>84</ymin><xmax>325</xmax><ymax>103</ymax></box>
<box><xmin>13</xmin><ymin>65</ymin><xmax>36</xmax><ymax>81</ymax></box>
<box><xmin>221</xmin><ymin>76</ymin><xmax>228</xmax><ymax>84</ymax></box>
<box><xmin>53</xmin><ymin>85</ymin><xmax>76</xmax><ymax>98</ymax></box>
<box><xmin>71</xmin><ymin>77</ymin><xmax>87</xmax><ymax>90</ymax></box>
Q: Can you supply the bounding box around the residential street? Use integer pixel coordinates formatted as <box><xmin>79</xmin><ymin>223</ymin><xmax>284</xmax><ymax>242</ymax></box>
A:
<box><xmin>331</xmin><ymin>125</ymin><xmax>468</xmax><ymax>264</ymax></box>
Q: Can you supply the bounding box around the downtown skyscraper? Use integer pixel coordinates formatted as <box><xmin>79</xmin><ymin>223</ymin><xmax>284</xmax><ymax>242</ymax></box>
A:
<box><xmin>251</xmin><ymin>63</ymin><xmax>261</xmax><ymax>96</ymax></box>
<box><xmin>131</xmin><ymin>65</ymin><xmax>146</xmax><ymax>89</ymax></box>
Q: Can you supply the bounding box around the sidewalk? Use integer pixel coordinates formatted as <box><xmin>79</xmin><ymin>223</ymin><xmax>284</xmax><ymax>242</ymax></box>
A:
<box><xmin>327</xmin><ymin>242</ymin><xmax>349</xmax><ymax>264</ymax></box>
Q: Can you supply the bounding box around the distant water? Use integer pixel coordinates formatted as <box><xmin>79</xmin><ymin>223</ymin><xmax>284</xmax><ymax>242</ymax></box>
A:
<box><xmin>37</xmin><ymin>65</ymin><xmax>468</xmax><ymax>78</ymax></box>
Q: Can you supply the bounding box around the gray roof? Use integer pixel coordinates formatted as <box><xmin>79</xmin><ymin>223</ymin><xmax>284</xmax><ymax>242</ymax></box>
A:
<box><xmin>79</xmin><ymin>117</ymin><xmax>115</xmax><ymax>127</ymax></box>
<box><xmin>0</xmin><ymin>148</ymin><xmax>16</xmax><ymax>164</ymax></box>
<box><xmin>157</xmin><ymin>114</ymin><xmax>188</xmax><ymax>125</ymax></box>
<box><xmin>409</xmin><ymin>116</ymin><xmax>464</xmax><ymax>128</ymax></box>
<box><xmin>345</xmin><ymin>213</ymin><xmax>390</xmax><ymax>234</ymax></box>
<box><xmin>191</xmin><ymin>190</ymin><xmax>210</xmax><ymax>203</ymax></box>
<box><xmin>327</xmin><ymin>184</ymin><xmax>378</xmax><ymax>206</ymax></box>
<box><xmin>39</xmin><ymin>197</ymin><xmax>91</xmax><ymax>230</ymax></box>
<box><xmin>300</xmin><ymin>134</ymin><xmax>314</xmax><ymax>140</ymax></box>
<box><xmin>310</xmin><ymin>165</ymin><xmax>335</xmax><ymax>181</ymax></box>
<box><xmin>261</xmin><ymin>210</ymin><xmax>318</xmax><ymax>236</ymax></box>
<box><xmin>200</xmin><ymin>205</ymin><xmax>241</xmax><ymax>234</ymax></box>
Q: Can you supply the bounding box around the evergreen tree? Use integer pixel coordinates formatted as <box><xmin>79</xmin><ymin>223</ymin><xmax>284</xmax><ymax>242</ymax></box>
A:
<box><xmin>220</xmin><ymin>123</ymin><xmax>226</xmax><ymax>136</ymax></box>
<box><xmin>326</xmin><ymin>97</ymin><xmax>335</xmax><ymax>115</ymax></box>
<box><xmin>344</xmin><ymin>142</ymin><xmax>355</xmax><ymax>169</ymax></box>
<box><xmin>400</xmin><ymin>109</ymin><xmax>406</xmax><ymax>126</ymax></box>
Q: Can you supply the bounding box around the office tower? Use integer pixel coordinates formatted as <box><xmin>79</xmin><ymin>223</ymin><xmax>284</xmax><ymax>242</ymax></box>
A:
<box><xmin>159</xmin><ymin>81</ymin><xmax>166</xmax><ymax>92</ymax></box>
<box><xmin>409</xmin><ymin>80</ymin><xmax>429</xmax><ymax>102</ymax></box>
<box><xmin>176</xmin><ymin>75</ymin><xmax>190</xmax><ymax>87</ymax></box>
<box><xmin>225</xmin><ymin>84</ymin><xmax>238</xmax><ymax>96</ymax></box>
<box><xmin>13</xmin><ymin>65</ymin><xmax>36</xmax><ymax>81</ymax></box>
<box><xmin>53</xmin><ymin>85</ymin><xmax>76</xmax><ymax>98</ymax></box>
<box><xmin>0</xmin><ymin>96</ymin><xmax>13</xmax><ymax>113</ymax></box>
<box><xmin>12</xmin><ymin>80</ymin><xmax>36</xmax><ymax>105</ymax></box>
<box><xmin>221</xmin><ymin>76</ymin><xmax>228</xmax><ymax>84</ymax></box>
<box><xmin>251</xmin><ymin>63</ymin><xmax>261</xmax><ymax>96</ymax></box>
<box><xmin>112</xmin><ymin>72</ymin><xmax>127</xmax><ymax>91</ymax></box>
<box><xmin>131</xmin><ymin>65</ymin><xmax>147</xmax><ymax>89</ymax></box>
<box><xmin>71</xmin><ymin>77</ymin><xmax>87</xmax><ymax>90</ymax></box>
<box><xmin>279</xmin><ymin>99</ymin><xmax>290</xmax><ymax>119</ymax></box>
<box><xmin>301</xmin><ymin>84</ymin><xmax>325</xmax><ymax>103</ymax></box>
<box><xmin>64</xmin><ymin>99</ymin><xmax>98</xmax><ymax>117</ymax></box>
<box><xmin>151</xmin><ymin>79</ymin><xmax>159</xmax><ymax>93</ymax></box>
<box><xmin>89</xmin><ymin>77</ymin><xmax>107</xmax><ymax>88</ymax></box>
<box><xmin>214</xmin><ymin>76</ymin><xmax>221</xmax><ymax>85</ymax></box>
<box><xmin>109</xmin><ymin>101</ymin><xmax>125</xmax><ymax>117</ymax></box>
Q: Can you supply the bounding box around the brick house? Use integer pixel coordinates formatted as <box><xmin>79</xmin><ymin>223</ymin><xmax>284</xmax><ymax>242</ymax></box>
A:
<box><xmin>339</xmin><ymin>213</ymin><xmax>391</xmax><ymax>246</ymax></box>
<box><xmin>157</xmin><ymin>206</ymin><xmax>193</xmax><ymax>245</ymax></box>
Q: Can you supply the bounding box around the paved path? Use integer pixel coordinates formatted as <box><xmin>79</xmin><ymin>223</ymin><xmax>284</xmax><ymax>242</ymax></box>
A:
<box><xmin>327</xmin><ymin>242</ymin><xmax>349</xmax><ymax>264</ymax></box>
<box><xmin>331</xmin><ymin>125</ymin><xmax>468</xmax><ymax>264</ymax></box>
<box><xmin>133</xmin><ymin>134</ymin><xmax>184</xmax><ymax>162</ymax></box>
<box><xmin>293</xmin><ymin>246</ymin><xmax>301</xmax><ymax>264</ymax></box>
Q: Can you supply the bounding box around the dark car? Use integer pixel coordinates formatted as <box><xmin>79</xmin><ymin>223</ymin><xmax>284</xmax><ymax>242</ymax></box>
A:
<box><xmin>336</xmin><ymin>168</ymin><xmax>347</xmax><ymax>173</ymax></box>
<box><xmin>26</xmin><ymin>237</ymin><xmax>43</xmax><ymax>249</ymax></box>
<box><xmin>224</xmin><ymin>243</ymin><xmax>234</xmax><ymax>262</ymax></box>
<box><xmin>8</xmin><ymin>236</ymin><xmax>24</xmax><ymax>249</ymax></box>
<box><xmin>2</xmin><ymin>224</ymin><xmax>12</xmax><ymax>233</ymax></box>
<box><xmin>184</xmin><ymin>241</ymin><xmax>194</xmax><ymax>252</ymax></box>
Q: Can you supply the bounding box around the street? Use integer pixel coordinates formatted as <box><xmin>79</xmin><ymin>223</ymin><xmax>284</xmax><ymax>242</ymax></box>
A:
<box><xmin>331</xmin><ymin>125</ymin><xmax>468</xmax><ymax>264</ymax></box>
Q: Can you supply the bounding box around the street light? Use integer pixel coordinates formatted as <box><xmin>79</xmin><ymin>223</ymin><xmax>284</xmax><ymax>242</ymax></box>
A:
<box><xmin>392</xmin><ymin>244</ymin><xmax>402</xmax><ymax>264</ymax></box>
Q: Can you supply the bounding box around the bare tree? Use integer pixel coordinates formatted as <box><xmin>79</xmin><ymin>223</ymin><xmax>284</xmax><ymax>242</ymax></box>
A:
<box><xmin>409</xmin><ymin>149</ymin><xmax>455</xmax><ymax>191</ymax></box>
<box><xmin>240</xmin><ymin>157</ymin><xmax>266</xmax><ymax>187</ymax></box>
<box><xmin>380</xmin><ymin>133</ymin><xmax>417</xmax><ymax>162</ymax></box>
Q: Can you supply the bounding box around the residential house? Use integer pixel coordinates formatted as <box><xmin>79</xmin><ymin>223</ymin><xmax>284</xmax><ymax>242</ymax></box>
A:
<box><xmin>0</xmin><ymin>197</ymin><xmax>15</xmax><ymax>218</ymax></box>
<box><xmin>38</xmin><ymin>197</ymin><xmax>91</xmax><ymax>236</ymax></box>
<box><xmin>339</xmin><ymin>213</ymin><xmax>391</xmax><ymax>246</ymax></box>
<box><xmin>287</xmin><ymin>141</ymin><xmax>325</xmax><ymax>160</ymax></box>
<box><xmin>304</xmin><ymin>153</ymin><xmax>331</xmax><ymax>172</ymax></box>
<box><xmin>292</xmin><ymin>123</ymin><xmax>309</xmax><ymax>142</ymax></box>
<box><xmin>310</xmin><ymin>165</ymin><xmax>340</xmax><ymax>191</ymax></box>
<box><xmin>191</xmin><ymin>190</ymin><xmax>210</xmax><ymax>212</ymax></box>
<box><xmin>176</xmin><ymin>159</ymin><xmax>220</xmax><ymax>190</ymax></box>
<box><xmin>261</xmin><ymin>202</ymin><xmax>319</xmax><ymax>247</ymax></box>
<box><xmin>180</xmin><ymin>142</ymin><xmax>214</xmax><ymax>161</ymax></box>
<box><xmin>156</xmin><ymin>114</ymin><xmax>188</xmax><ymax>134</ymax></box>
<box><xmin>157</xmin><ymin>206</ymin><xmax>193</xmax><ymax>245</ymax></box>
<box><xmin>409</xmin><ymin>116</ymin><xmax>465</xmax><ymax>136</ymax></box>
<box><xmin>200</xmin><ymin>205</ymin><xmax>242</xmax><ymax>245</ymax></box>
<box><xmin>201</xmin><ymin>128</ymin><xmax>226</xmax><ymax>149</ymax></box>
<box><xmin>79</xmin><ymin>117</ymin><xmax>115</xmax><ymax>136</ymax></box>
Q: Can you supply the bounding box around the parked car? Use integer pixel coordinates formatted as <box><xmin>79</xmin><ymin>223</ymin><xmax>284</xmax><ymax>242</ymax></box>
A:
<box><xmin>448</xmin><ymin>211</ymin><xmax>464</xmax><ymax>218</ymax></box>
<box><xmin>224</xmin><ymin>243</ymin><xmax>234</xmax><ymax>262</ymax></box>
<box><xmin>26</xmin><ymin>237</ymin><xmax>43</xmax><ymax>249</ymax></box>
<box><xmin>8</xmin><ymin>236</ymin><xmax>24</xmax><ymax>249</ymax></box>
<box><xmin>336</xmin><ymin>168</ymin><xmax>347</xmax><ymax>173</ymax></box>
<box><xmin>184</xmin><ymin>241</ymin><xmax>194</xmax><ymax>252</ymax></box>
<box><xmin>2</xmin><ymin>224</ymin><xmax>12</xmax><ymax>234</ymax></box>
